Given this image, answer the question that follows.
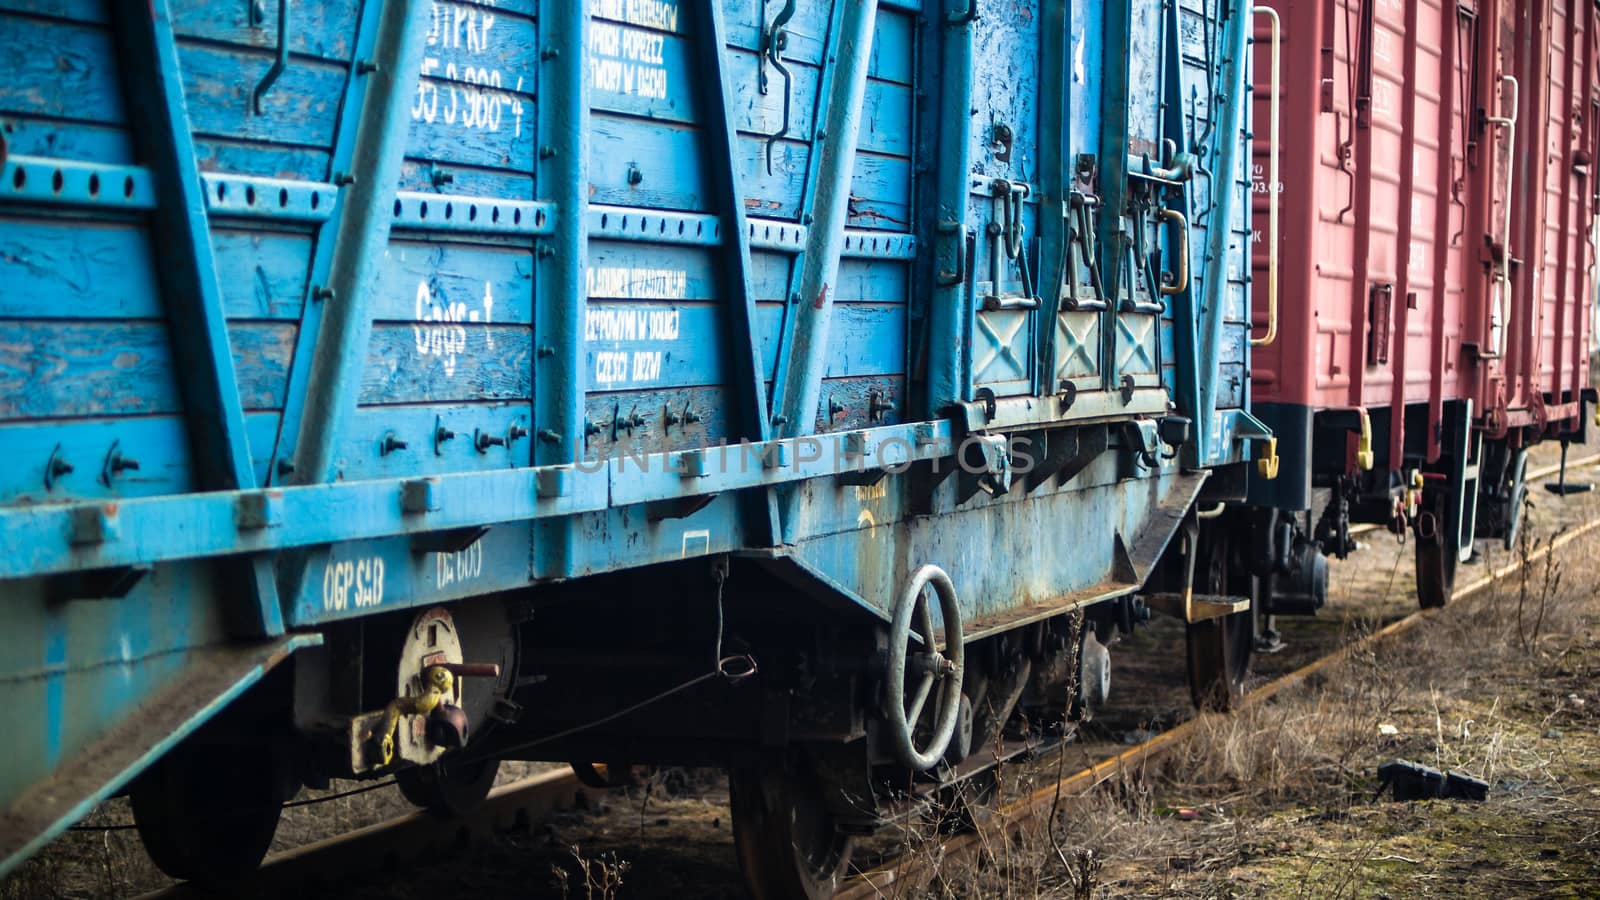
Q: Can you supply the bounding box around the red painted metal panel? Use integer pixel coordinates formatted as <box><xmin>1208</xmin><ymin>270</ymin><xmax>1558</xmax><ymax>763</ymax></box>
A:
<box><xmin>1251</xmin><ymin>0</ymin><xmax>1597</xmax><ymax>465</ymax></box>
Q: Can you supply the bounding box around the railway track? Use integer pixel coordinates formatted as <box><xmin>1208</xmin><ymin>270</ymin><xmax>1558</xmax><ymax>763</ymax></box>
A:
<box><xmin>138</xmin><ymin>453</ymin><xmax>1600</xmax><ymax>900</ymax></box>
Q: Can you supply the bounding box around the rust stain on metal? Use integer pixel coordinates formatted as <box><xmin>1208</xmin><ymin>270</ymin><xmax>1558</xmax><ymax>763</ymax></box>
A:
<box><xmin>814</xmin><ymin>283</ymin><xmax>829</xmax><ymax>310</ymax></box>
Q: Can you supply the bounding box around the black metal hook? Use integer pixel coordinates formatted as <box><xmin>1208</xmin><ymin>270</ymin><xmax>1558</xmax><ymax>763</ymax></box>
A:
<box><xmin>759</xmin><ymin>0</ymin><xmax>796</xmax><ymax>174</ymax></box>
<box><xmin>252</xmin><ymin>0</ymin><xmax>289</xmax><ymax>115</ymax></box>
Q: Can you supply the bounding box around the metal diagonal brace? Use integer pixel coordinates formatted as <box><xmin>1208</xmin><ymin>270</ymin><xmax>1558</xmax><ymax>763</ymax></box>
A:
<box><xmin>769</xmin><ymin>0</ymin><xmax>880</xmax><ymax>543</ymax></box>
<box><xmin>288</xmin><ymin>0</ymin><xmax>430</xmax><ymax>486</ymax></box>
<box><xmin>768</xmin><ymin>0</ymin><xmax>883</xmax><ymax>441</ymax></box>
<box><xmin>698</xmin><ymin>0</ymin><xmax>781</xmax><ymax>544</ymax></box>
<box><xmin>109</xmin><ymin>0</ymin><xmax>283</xmax><ymax>635</ymax></box>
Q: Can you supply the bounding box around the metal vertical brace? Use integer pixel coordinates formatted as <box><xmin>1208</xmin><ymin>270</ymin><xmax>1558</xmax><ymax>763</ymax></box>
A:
<box><xmin>927</xmin><ymin>0</ymin><xmax>979</xmax><ymax>413</ymax></box>
<box><xmin>1549</xmin><ymin>0</ymin><xmax>1581</xmax><ymax>417</ymax></box>
<box><xmin>1195</xmin><ymin>0</ymin><xmax>1251</xmax><ymax>462</ymax></box>
<box><xmin>287</xmin><ymin>0</ymin><xmax>430</xmax><ymax>486</ymax></box>
<box><xmin>1095</xmin><ymin>0</ymin><xmax>1134</xmax><ymax>396</ymax></box>
<box><xmin>1035</xmin><ymin>0</ymin><xmax>1070</xmax><ymax>387</ymax></box>
<box><xmin>1426</xmin><ymin>0</ymin><xmax>1459</xmax><ymax>459</ymax></box>
<box><xmin>108</xmin><ymin>0</ymin><xmax>282</xmax><ymax>635</ymax></box>
<box><xmin>1388</xmin><ymin>0</ymin><xmax>1421</xmax><ymax>470</ymax></box>
<box><xmin>267</xmin><ymin>0</ymin><xmax>401</xmax><ymax>483</ymax></box>
<box><xmin>1163</xmin><ymin>0</ymin><xmax>1204</xmax><ymax>466</ymax></box>
<box><xmin>532</xmin><ymin>0</ymin><xmax>588</xmax><ymax>578</ymax></box>
<box><xmin>699</xmin><ymin>0</ymin><xmax>780</xmax><ymax>544</ymax></box>
<box><xmin>767</xmin><ymin>0</ymin><xmax>851</xmax><ymax>421</ymax></box>
<box><xmin>771</xmin><ymin>0</ymin><xmax>880</xmax><ymax>438</ymax></box>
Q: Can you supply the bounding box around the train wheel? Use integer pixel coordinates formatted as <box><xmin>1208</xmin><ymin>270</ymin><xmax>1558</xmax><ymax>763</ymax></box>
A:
<box><xmin>729</xmin><ymin>754</ymin><xmax>854</xmax><ymax>900</ymax></box>
<box><xmin>1501</xmin><ymin>448</ymin><xmax>1529</xmax><ymax>550</ymax></box>
<box><xmin>396</xmin><ymin>756</ymin><xmax>500</xmax><ymax>817</ymax></box>
<box><xmin>129</xmin><ymin>742</ymin><xmax>287</xmax><ymax>882</ymax></box>
<box><xmin>1185</xmin><ymin>528</ymin><xmax>1254</xmax><ymax>711</ymax></box>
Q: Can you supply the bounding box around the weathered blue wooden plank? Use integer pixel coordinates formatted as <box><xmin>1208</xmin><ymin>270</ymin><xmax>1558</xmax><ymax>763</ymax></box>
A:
<box><xmin>589</xmin><ymin>114</ymin><xmax>707</xmax><ymax>211</ymax></box>
<box><xmin>591</xmin><ymin>234</ymin><xmax>913</xmax><ymax>304</ymax></box>
<box><xmin>588</xmin><ymin>242</ymin><xmax>723</xmax><ymax>300</ymax></box>
<box><xmin>413</xmin><ymin>1</ymin><xmax>540</xmax><ymax>85</ymax></box>
<box><xmin>0</xmin><ymin>16</ymin><xmax>125</xmax><ymax>123</ymax></box>
<box><xmin>0</xmin><ymin>220</ymin><xmax>160</xmax><ymax>318</ymax></box>
<box><xmin>245</xmin><ymin>409</ymin><xmax>280</xmax><ymax>485</ymax></box>
<box><xmin>736</xmin><ymin>136</ymin><xmax>810</xmax><ymax>218</ymax></box>
<box><xmin>0</xmin><ymin>411</ymin><xmax>281</xmax><ymax>504</ymax></box>
<box><xmin>0</xmin><ymin>0</ymin><xmax>105</xmax><ymax>21</ymax></box>
<box><xmin>0</xmin><ymin>322</ymin><xmax>291</xmax><ymax>418</ymax></box>
<box><xmin>396</xmin><ymin>160</ymin><xmax>533</xmax><ymax>199</ymax></box>
<box><xmin>0</xmin><ymin>118</ymin><xmax>134</xmax><ymax>165</ymax></box>
<box><xmin>405</xmin><ymin>31</ymin><xmax>538</xmax><ymax>172</ymax></box>
<box><xmin>337</xmin><ymin>400</ymin><xmax>535</xmax><ymax>479</ymax></box>
<box><xmin>812</xmin><ymin>374</ymin><xmax>906</xmax><ymax>432</ymax></box>
<box><xmin>726</xmin><ymin>47</ymin><xmax>819</xmax><ymax>139</ymax></box>
<box><xmin>868</xmin><ymin>9</ymin><xmax>915</xmax><ymax>84</ymax></box>
<box><xmin>835</xmin><ymin>257</ymin><xmax>911</xmax><ymax>304</ymax></box>
<box><xmin>0</xmin><ymin>416</ymin><xmax>197</xmax><ymax>504</ymax></box>
<box><xmin>359</xmin><ymin>323</ymin><xmax>532</xmax><ymax>404</ymax></box>
<box><xmin>172</xmin><ymin>1</ymin><xmax>361</xmax><ymax>61</ymax></box>
<box><xmin>194</xmin><ymin>140</ymin><xmax>331</xmax><ymax>182</ymax></box>
<box><xmin>580</xmin><ymin>301</ymin><xmax>905</xmax><ymax>393</ymax></box>
<box><xmin>859</xmin><ymin>79</ymin><xmax>913</xmax><ymax>157</ymax></box>
<box><xmin>589</xmin><ymin>25</ymin><xmax>701</xmax><ymax>123</ymax></box>
<box><xmin>582</xmin><ymin>384</ymin><xmax>732</xmax><ymax>462</ymax></box>
<box><xmin>226</xmin><ymin>323</ymin><xmax>298</xmax><ymax>409</ymax></box>
<box><xmin>177</xmin><ymin>43</ymin><xmax>345</xmax><ymax>147</ymax></box>
<box><xmin>372</xmin><ymin>241</ymin><xmax>535</xmax><ymax>323</ymax></box>
<box><xmin>848</xmin><ymin>150</ymin><xmax>912</xmax><ymax>228</ymax></box>
<box><xmin>717</xmin><ymin>0</ymin><xmax>830</xmax><ymax>64</ymax></box>
<box><xmin>214</xmin><ymin>231</ymin><xmax>314</xmax><ymax>320</ymax></box>
<box><xmin>727</xmin><ymin>139</ymin><xmax>912</xmax><ymax>223</ymax></box>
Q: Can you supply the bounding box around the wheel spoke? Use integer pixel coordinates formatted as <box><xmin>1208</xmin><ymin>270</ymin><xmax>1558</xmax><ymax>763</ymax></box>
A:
<box><xmin>915</xmin><ymin>594</ymin><xmax>935</xmax><ymax>647</ymax></box>
<box><xmin>906</xmin><ymin>671</ymin><xmax>935</xmax><ymax>725</ymax></box>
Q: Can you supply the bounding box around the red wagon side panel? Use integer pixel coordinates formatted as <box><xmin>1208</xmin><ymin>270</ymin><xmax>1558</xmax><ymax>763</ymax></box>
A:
<box><xmin>1252</xmin><ymin>0</ymin><xmax>1597</xmax><ymax>496</ymax></box>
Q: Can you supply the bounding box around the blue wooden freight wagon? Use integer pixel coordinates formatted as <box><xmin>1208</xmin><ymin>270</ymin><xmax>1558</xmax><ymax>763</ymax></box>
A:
<box><xmin>0</xmin><ymin>0</ymin><xmax>1271</xmax><ymax>894</ymax></box>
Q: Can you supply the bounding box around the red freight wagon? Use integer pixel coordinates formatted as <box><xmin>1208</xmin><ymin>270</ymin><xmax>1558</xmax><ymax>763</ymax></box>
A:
<box><xmin>1245</xmin><ymin>0</ymin><xmax>1598</xmax><ymax>609</ymax></box>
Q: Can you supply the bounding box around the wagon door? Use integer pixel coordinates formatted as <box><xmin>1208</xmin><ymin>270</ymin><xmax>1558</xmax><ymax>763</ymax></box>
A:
<box><xmin>966</xmin><ymin>1</ymin><xmax>1045</xmax><ymax>397</ymax></box>
<box><xmin>1052</xmin><ymin>0</ymin><xmax>1190</xmax><ymax>413</ymax></box>
<box><xmin>1103</xmin><ymin>0</ymin><xmax>1175</xmax><ymax>402</ymax></box>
